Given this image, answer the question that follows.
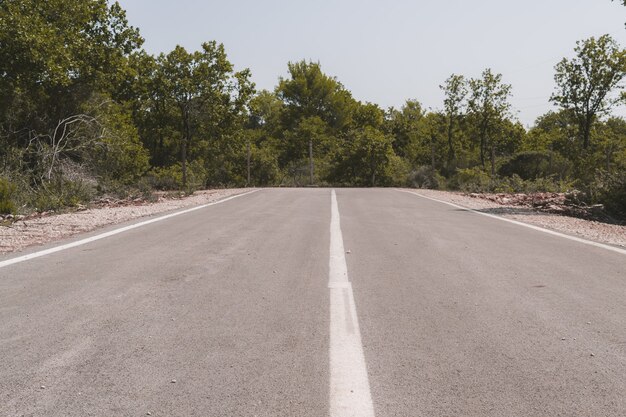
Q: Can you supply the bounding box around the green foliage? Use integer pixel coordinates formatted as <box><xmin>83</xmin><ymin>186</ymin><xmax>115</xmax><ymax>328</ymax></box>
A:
<box><xmin>0</xmin><ymin>177</ymin><xmax>16</xmax><ymax>214</ymax></box>
<box><xmin>467</xmin><ymin>69</ymin><xmax>513</xmax><ymax>172</ymax></box>
<box><xmin>551</xmin><ymin>35</ymin><xmax>626</xmax><ymax>149</ymax></box>
<box><xmin>440</xmin><ymin>74</ymin><xmax>467</xmax><ymax>165</ymax></box>
<box><xmin>277</xmin><ymin>61</ymin><xmax>355</xmax><ymax>131</ymax></box>
<box><xmin>450</xmin><ymin>168</ymin><xmax>574</xmax><ymax>194</ymax></box>
<box><xmin>452</xmin><ymin>167</ymin><xmax>492</xmax><ymax>192</ymax></box>
<box><xmin>329</xmin><ymin>127</ymin><xmax>395</xmax><ymax>186</ymax></box>
<box><xmin>153</xmin><ymin>42</ymin><xmax>254</xmax><ymax>188</ymax></box>
<box><xmin>1</xmin><ymin>0</ymin><xmax>625</xmax><ymax>220</ymax></box>
<box><xmin>498</xmin><ymin>151</ymin><xmax>572</xmax><ymax>180</ymax></box>
<box><xmin>82</xmin><ymin>95</ymin><xmax>150</xmax><ymax>185</ymax></box>
<box><xmin>148</xmin><ymin>160</ymin><xmax>207</xmax><ymax>192</ymax></box>
<box><xmin>33</xmin><ymin>178</ymin><xmax>95</xmax><ymax>212</ymax></box>
<box><xmin>387</xmin><ymin>100</ymin><xmax>425</xmax><ymax>159</ymax></box>
<box><xmin>408</xmin><ymin>166</ymin><xmax>442</xmax><ymax>189</ymax></box>
<box><xmin>598</xmin><ymin>172</ymin><xmax>626</xmax><ymax>218</ymax></box>
<box><xmin>385</xmin><ymin>155</ymin><xmax>412</xmax><ymax>187</ymax></box>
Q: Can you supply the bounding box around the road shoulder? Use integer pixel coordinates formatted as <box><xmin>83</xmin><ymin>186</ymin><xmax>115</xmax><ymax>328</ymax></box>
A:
<box><xmin>399</xmin><ymin>188</ymin><xmax>626</xmax><ymax>249</ymax></box>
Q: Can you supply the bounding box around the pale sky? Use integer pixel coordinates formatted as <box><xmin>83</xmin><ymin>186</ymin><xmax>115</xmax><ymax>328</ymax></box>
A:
<box><xmin>118</xmin><ymin>0</ymin><xmax>626</xmax><ymax>127</ymax></box>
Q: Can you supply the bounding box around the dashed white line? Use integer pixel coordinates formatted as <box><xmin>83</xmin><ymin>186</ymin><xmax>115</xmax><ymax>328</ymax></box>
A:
<box><xmin>0</xmin><ymin>189</ymin><xmax>261</xmax><ymax>269</ymax></box>
<box><xmin>329</xmin><ymin>189</ymin><xmax>375</xmax><ymax>417</ymax></box>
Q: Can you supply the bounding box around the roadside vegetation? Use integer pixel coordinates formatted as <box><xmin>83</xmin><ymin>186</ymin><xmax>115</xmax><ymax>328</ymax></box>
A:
<box><xmin>1</xmin><ymin>1</ymin><xmax>625</xmax><ymax>220</ymax></box>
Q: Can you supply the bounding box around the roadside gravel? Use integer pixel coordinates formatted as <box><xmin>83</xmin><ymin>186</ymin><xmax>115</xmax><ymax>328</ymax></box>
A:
<box><xmin>0</xmin><ymin>188</ymin><xmax>250</xmax><ymax>254</ymax></box>
<box><xmin>409</xmin><ymin>189</ymin><xmax>626</xmax><ymax>249</ymax></box>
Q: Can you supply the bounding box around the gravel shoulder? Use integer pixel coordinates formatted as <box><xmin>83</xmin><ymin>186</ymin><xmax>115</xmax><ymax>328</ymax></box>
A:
<box><xmin>0</xmin><ymin>188</ymin><xmax>251</xmax><ymax>254</ymax></box>
<box><xmin>405</xmin><ymin>189</ymin><xmax>626</xmax><ymax>249</ymax></box>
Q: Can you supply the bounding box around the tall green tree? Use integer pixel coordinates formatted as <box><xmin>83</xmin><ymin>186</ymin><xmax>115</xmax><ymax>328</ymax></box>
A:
<box><xmin>386</xmin><ymin>100</ymin><xmax>425</xmax><ymax>159</ymax></box>
<box><xmin>331</xmin><ymin>126</ymin><xmax>395</xmax><ymax>186</ymax></box>
<box><xmin>0</xmin><ymin>0</ymin><xmax>143</xmax><ymax>139</ymax></box>
<box><xmin>156</xmin><ymin>42</ymin><xmax>253</xmax><ymax>188</ymax></box>
<box><xmin>275</xmin><ymin>61</ymin><xmax>356</xmax><ymax>183</ymax></box>
<box><xmin>550</xmin><ymin>35</ymin><xmax>626</xmax><ymax>150</ymax></box>
<box><xmin>440</xmin><ymin>74</ymin><xmax>467</xmax><ymax>166</ymax></box>
<box><xmin>467</xmin><ymin>69</ymin><xmax>513</xmax><ymax>174</ymax></box>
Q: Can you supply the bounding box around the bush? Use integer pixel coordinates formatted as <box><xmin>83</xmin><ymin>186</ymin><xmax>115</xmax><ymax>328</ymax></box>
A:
<box><xmin>498</xmin><ymin>151</ymin><xmax>572</xmax><ymax>180</ymax></box>
<box><xmin>384</xmin><ymin>155</ymin><xmax>411</xmax><ymax>186</ymax></box>
<box><xmin>0</xmin><ymin>177</ymin><xmax>16</xmax><ymax>214</ymax></box>
<box><xmin>33</xmin><ymin>178</ymin><xmax>95</xmax><ymax>211</ymax></box>
<box><xmin>453</xmin><ymin>167</ymin><xmax>491</xmax><ymax>192</ymax></box>
<box><xmin>594</xmin><ymin>172</ymin><xmax>626</xmax><ymax>219</ymax></box>
<box><xmin>408</xmin><ymin>165</ymin><xmax>441</xmax><ymax>189</ymax></box>
<box><xmin>448</xmin><ymin>166</ymin><xmax>575</xmax><ymax>194</ymax></box>
<box><xmin>147</xmin><ymin>160</ymin><xmax>207</xmax><ymax>192</ymax></box>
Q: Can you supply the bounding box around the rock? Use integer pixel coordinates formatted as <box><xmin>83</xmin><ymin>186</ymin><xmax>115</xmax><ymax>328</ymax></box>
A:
<box><xmin>171</xmin><ymin>379</ymin><xmax>177</xmax><ymax>383</ymax></box>
<box><xmin>346</xmin><ymin>250</ymin><xmax>351</xmax><ymax>254</ymax></box>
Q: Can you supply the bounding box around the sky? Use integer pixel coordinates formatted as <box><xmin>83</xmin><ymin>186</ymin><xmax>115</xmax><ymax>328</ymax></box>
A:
<box><xmin>117</xmin><ymin>0</ymin><xmax>626</xmax><ymax>127</ymax></box>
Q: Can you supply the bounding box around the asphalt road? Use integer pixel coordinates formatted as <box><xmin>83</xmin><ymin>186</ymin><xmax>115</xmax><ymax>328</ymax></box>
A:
<box><xmin>1</xmin><ymin>188</ymin><xmax>624</xmax><ymax>416</ymax></box>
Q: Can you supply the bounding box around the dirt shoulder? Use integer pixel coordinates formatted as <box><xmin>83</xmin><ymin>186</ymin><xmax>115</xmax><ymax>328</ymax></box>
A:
<box><xmin>406</xmin><ymin>189</ymin><xmax>626</xmax><ymax>249</ymax></box>
<box><xmin>0</xmin><ymin>188</ymin><xmax>251</xmax><ymax>254</ymax></box>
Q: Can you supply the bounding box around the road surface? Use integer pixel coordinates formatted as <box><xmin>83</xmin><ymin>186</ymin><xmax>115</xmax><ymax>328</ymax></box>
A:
<box><xmin>1</xmin><ymin>188</ymin><xmax>624</xmax><ymax>416</ymax></box>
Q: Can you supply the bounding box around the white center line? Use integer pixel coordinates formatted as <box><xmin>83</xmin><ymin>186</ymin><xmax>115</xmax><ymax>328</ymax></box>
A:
<box><xmin>329</xmin><ymin>189</ymin><xmax>375</xmax><ymax>417</ymax></box>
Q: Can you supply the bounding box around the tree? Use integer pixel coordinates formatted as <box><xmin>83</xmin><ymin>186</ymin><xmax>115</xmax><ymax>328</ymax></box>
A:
<box><xmin>277</xmin><ymin>61</ymin><xmax>355</xmax><ymax>130</ymax></box>
<box><xmin>331</xmin><ymin>127</ymin><xmax>395</xmax><ymax>186</ymax></box>
<box><xmin>467</xmin><ymin>69</ymin><xmax>513</xmax><ymax>175</ymax></box>
<box><xmin>157</xmin><ymin>42</ymin><xmax>253</xmax><ymax>188</ymax></box>
<box><xmin>275</xmin><ymin>61</ymin><xmax>356</xmax><ymax>183</ymax></box>
<box><xmin>596</xmin><ymin>117</ymin><xmax>626</xmax><ymax>172</ymax></box>
<box><xmin>386</xmin><ymin>100</ymin><xmax>425</xmax><ymax>159</ymax></box>
<box><xmin>440</xmin><ymin>74</ymin><xmax>468</xmax><ymax>167</ymax></box>
<box><xmin>550</xmin><ymin>35</ymin><xmax>626</xmax><ymax>150</ymax></box>
<box><xmin>0</xmin><ymin>0</ymin><xmax>143</xmax><ymax>139</ymax></box>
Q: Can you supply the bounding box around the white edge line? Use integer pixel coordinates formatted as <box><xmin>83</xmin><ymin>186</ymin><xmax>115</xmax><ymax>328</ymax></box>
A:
<box><xmin>0</xmin><ymin>189</ymin><xmax>261</xmax><ymax>269</ymax></box>
<box><xmin>396</xmin><ymin>189</ymin><xmax>626</xmax><ymax>256</ymax></box>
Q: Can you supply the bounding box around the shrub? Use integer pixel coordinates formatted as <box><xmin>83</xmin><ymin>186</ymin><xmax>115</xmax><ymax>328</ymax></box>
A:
<box><xmin>0</xmin><ymin>177</ymin><xmax>16</xmax><ymax>214</ymax></box>
<box><xmin>593</xmin><ymin>172</ymin><xmax>626</xmax><ymax>220</ymax></box>
<box><xmin>498</xmin><ymin>151</ymin><xmax>572</xmax><ymax>180</ymax></box>
<box><xmin>147</xmin><ymin>160</ymin><xmax>207</xmax><ymax>193</ymax></box>
<box><xmin>33</xmin><ymin>178</ymin><xmax>95</xmax><ymax>211</ymax></box>
<box><xmin>454</xmin><ymin>167</ymin><xmax>491</xmax><ymax>192</ymax></box>
<box><xmin>384</xmin><ymin>155</ymin><xmax>411</xmax><ymax>187</ymax></box>
<box><xmin>408</xmin><ymin>165</ymin><xmax>441</xmax><ymax>189</ymax></box>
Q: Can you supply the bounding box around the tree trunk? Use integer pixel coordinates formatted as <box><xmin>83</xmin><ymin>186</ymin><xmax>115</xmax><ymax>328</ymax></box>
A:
<box><xmin>490</xmin><ymin>143</ymin><xmax>496</xmax><ymax>176</ymax></box>
<box><xmin>181</xmin><ymin>111</ymin><xmax>190</xmax><ymax>189</ymax></box>
<box><xmin>549</xmin><ymin>143</ymin><xmax>553</xmax><ymax>174</ymax></box>
<box><xmin>247</xmin><ymin>141</ymin><xmax>251</xmax><ymax>186</ymax></box>
<box><xmin>479</xmin><ymin>136</ymin><xmax>485</xmax><ymax>168</ymax></box>
<box><xmin>181</xmin><ymin>138</ymin><xmax>187</xmax><ymax>189</ymax></box>
<box><xmin>447</xmin><ymin>117</ymin><xmax>456</xmax><ymax>165</ymax></box>
<box><xmin>431</xmin><ymin>136</ymin><xmax>436</xmax><ymax>168</ymax></box>
<box><xmin>309</xmin><ymin>138</ymin><xmax>314</xmax><ymax>185</ymax></box>
<box><xmin>582</xmin><ymin>116</ymin><xmax>592</xmax><ymax>150</ymax></box>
